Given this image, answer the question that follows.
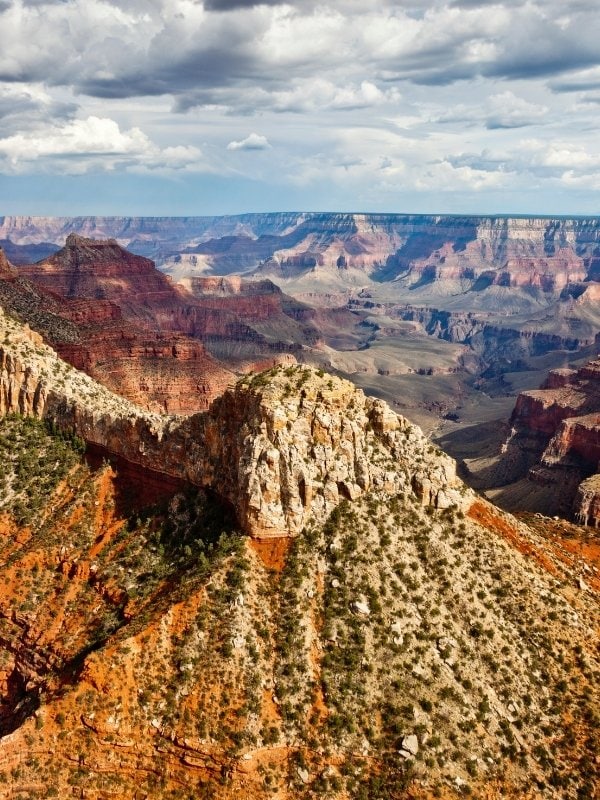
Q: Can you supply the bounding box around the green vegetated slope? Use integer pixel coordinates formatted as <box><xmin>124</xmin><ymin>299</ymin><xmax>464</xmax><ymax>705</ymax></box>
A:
<box><xmin>0</xmin><ymin>416</ymin><xmax>597</xmax><ymax>799</ymax></box>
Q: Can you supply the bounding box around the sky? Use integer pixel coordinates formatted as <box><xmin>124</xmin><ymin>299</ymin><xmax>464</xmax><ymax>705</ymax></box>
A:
<box><xmin>1</xmin><ymin>0</ymin><xmax>600</xmax><ymax>216</ymax></box>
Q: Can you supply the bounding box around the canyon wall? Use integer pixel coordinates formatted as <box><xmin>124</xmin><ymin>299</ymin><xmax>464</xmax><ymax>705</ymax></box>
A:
<box><xmin>3</xmin><ymin>214</ymin><xmax>600</xmax><ymax>286</ymax></box>
<box><xmin>507</xmin><ymin>360</ymin><xmax>600</xmax><ymax>524</ymax></box>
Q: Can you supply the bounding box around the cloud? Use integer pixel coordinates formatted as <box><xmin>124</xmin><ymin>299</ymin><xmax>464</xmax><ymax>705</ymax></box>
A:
<box><xmin>0</xmin><ymin>83</ymin><xmax>77</xmax><ymax>135</ymax></box>
<box><xmin>549</xmin><ymin>66</ymin><xmax>600</xmax><ymax>93</ymax></box>
<box><xmin>1</xmin><ymin>1</ymin><xmax>600</xmax><ymax>212</ymax></box>
<box><xmin>226</xmin><ymin>132</ymin><xmax>271</xmax><ymax>150</ymax></box>
<box><xmin>177</xmin><ymin>79</ymin><xmax>401</xmax><ymax>114</ymax></box>
<box><xmin>1</xmin><ymin>0</ymin><xmax>598</xmax><ymax>103</ymax></box>
<box><xmin>0</xmin><ymin>115</ymin><xmax>203</xmax><ymax>172</ymax></box>
<box><xmin>437</xmin><ymin>91</ymin><xmax>547</xmax><ymax>130</ymax></box>
<box><xmin>204</xmin><ymin>0</ymin><xmax>284</xmax><ymax>9</ymax></box>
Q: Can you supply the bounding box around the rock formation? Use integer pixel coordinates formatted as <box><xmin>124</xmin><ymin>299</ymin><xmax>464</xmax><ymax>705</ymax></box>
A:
<box><xmin>0</xmin><ymin>247</ymin><xmax>15</xmax><ymax>280</ymax></box>
<box><xmin>3</xmin><ymin>213</ymin><xmax>600</xmax><ymax>284</ymax></box>
<box><xmin>0</xmin><ymin>262</ymin><xmax>235</xmax><ymax>414</ymax></box>
<box><xmin>3</xmin><ymin>236</ymin><xmax>327</xmax><ymax>414</ymax></box>
<box><xmin>0</xmin><ymin>309</ymin><xmax>465</xmax><ymax>537</ymax></box>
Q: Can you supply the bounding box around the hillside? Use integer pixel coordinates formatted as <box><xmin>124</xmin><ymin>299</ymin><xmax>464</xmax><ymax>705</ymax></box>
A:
<box><xmin>0</xmin><ymin>310</ymin><xmax>597</xmax><ymax>799</ymax></box>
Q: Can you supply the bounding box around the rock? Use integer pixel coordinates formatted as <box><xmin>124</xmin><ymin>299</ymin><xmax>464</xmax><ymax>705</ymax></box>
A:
<box><xmin>401</xmin><ymin>734</ymin><xmax>419</xmax><ymax>755</ymax></box>
<box><xmin>508</xmin><ymin>358</ymin><xmax>600</xmax><ymax>523</ymax></box>
<box><xmin>296</xmin><ymin>767</ymin><xmax>310</xmax><ymax>784</ymax></box>
<box><xmin>0</xmin><ymin>313</ymin><xmax>468</xmax><ymax>538</ymax></box>
<box><xmin>353</xmin><ymin>599</ymin><xmax>371</xmax><ymax>615</ymax></box>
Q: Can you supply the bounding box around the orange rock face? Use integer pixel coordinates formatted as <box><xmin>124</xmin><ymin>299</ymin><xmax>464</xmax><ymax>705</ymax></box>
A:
<box><xmin>0</xmin><ymin>247</ymin><xmax>16</xmax><ymax>280</ymax></box>
<box><xmin>512</xmin><ymin>360</ymin><xmax>600</xmax><ymax>443</ymax></box>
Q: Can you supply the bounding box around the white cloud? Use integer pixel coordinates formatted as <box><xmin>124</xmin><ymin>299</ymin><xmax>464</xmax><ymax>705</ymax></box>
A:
<box><xmin>1</xmin><ymin>1</ymin><xmax>600</xmax><ymax>211</ymax></box>
<box><xmin>0</xmin><ymin>115</ymin><xmax>203</xmax><ymax>172</ymax></box>
<box><xmin>227</xmin><ymin>132</ymin><xmax>271</xmax><ymax>151</ymax></box>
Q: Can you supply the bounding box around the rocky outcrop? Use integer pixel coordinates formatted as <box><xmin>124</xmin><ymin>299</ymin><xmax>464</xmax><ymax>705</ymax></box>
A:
<box><xmin>0</xmin><ymin>247</ymin><xmax>15</xmax><ymax>280</ymax></box>
<box><xmin>19</xmin><ymin>233</ymin><xmax>180</xmax><ymax>311</ymax></box>
<box><xmin>512</xmin><ymin>360</ymin><xmax>600</xmax><ymax>444</ymax></box>
<box><xmin>0</xmin><ymin>310</ymin><xmax>466</xmax><ymax>537</ymax></box>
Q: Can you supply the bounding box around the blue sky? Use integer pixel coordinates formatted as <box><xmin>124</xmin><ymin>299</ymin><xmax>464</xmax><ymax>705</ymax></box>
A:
<box><xmin>1</xmin><ymin>0</ymin><xmax>600</xmax><ymax>216</ymax></box>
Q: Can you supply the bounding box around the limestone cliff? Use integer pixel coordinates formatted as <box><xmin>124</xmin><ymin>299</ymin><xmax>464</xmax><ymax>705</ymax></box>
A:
<box><xmin>0</xmin><ymin>309</ymin><xmax>466</xmax><ymax>537</ymax></box>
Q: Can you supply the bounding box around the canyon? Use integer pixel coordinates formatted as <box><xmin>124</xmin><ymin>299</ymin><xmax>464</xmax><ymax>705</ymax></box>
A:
<box><xmin>4</xmin><ymin>214</ymin><xmax>600</xmax><ymax>435</ymax></box>
<box><xmin>0</xmin><ymin>307</ymin><xmax>597</xmax><ymax>799</ymax></box>
<box><xmin>0</xmin><ymin>235</ymin><xmax>323</xmax><ymax>415</ymax></box>
<box><xmin>0</xmin><ymin>215</ymin><xmax>599</xmax><ymax>797</ymax></box>
<box><xmin>5</xmin><ymin>218</ymin><xmax>600</xmax><ymax>528</ymax></box>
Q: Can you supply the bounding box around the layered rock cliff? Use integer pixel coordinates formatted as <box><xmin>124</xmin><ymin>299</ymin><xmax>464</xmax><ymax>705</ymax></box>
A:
<box><xmin>19</xmin><ymin>233</ymin><xmax>182</xmax><ymax>313</ymax></box>
<box><xmin>502</xmin><ymin>360</ymin><xmax>600</xmax><ymax>524</ymax></box>
<box><xmin>4</xmin><ymin>213</ymin><xmax>600</xmax><ymax>283</ymax></box>
<box><xmin>0</xmin><ymin>309</ymin><xmax>465</xmax><ymax>537</ymax></box>
<box><xmin>17</xmin><ymin>234</ymin><xmax>322</xmax><ymax>371</ymax></box>
<box><xmin>0</xmin><ymin>250</ymin><xmax>235</xmax><ymax>414</ymax></box>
